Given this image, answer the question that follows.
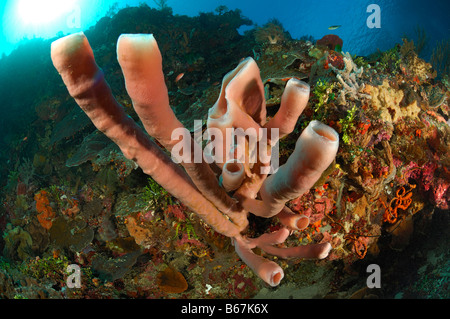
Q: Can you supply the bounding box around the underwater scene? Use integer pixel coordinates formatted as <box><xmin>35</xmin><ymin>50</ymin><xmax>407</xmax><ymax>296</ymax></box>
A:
<box><xmin>0</xmin><ymin>0</ymin><xmax>449</xmax><ymax>304</ymax></box>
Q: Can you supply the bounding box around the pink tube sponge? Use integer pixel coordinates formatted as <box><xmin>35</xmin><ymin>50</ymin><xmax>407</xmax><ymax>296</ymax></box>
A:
<box><xmin>207</xmin><ymin>57</ymin><xmax>267</xmax><ymax>168</ymax></box>
<box><xmin>233</xmin><ymin>227</ymin><xmax>332</xmax><ymax>286</ymax></box>
<box><xmin>116</xmin><ymin>34</ymin><xmax>176</xmax><ymax>147</ymax></box>
<box><xmin>51</xmin><ymin>32</ymin><xmax>340</xmax><ymax>288</ymax></box>
<box><xmin>209</xmin><ymin>57</ymin><xmax>267</xmax><ymax>128</ymax></box>
<box><xmin>233</xmin><ymin>236</ymin><xmax>284</xmax><ymax>287</ymax></box>
<box><xmin>276</xmin><ymin>206</ymin><xmax>310</xmax><ymax>231</ymax></box>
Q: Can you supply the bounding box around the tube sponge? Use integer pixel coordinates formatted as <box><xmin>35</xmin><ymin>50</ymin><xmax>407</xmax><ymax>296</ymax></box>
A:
<box><xmin>116</xmin><ymin>34</ymin><xmax>247</xmax><ymax>231</ymax></box>
<box><xmin>51</xmin><ymin>32</ymin><xmax>340</xmax><ymax>288</ymax></box>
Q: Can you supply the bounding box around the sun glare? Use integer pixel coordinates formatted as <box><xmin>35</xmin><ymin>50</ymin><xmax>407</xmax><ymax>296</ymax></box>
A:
<box><xmin>17</xmin><ymin>0</ymin><xmax>77</xmax><ymax>25</ymax></box>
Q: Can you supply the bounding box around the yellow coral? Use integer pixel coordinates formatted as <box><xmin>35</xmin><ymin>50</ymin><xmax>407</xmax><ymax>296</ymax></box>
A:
<box><xmin>366</xmin><ymin>80</ymin><xmax>421</xmax><ymax>122</ymax></box>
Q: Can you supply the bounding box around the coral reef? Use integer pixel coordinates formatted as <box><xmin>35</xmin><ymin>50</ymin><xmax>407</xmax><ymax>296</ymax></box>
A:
<box><xmin>254</xmin><ymin>19</ymin><xmax>291</xmax><ymax>45</ymax></box>
<box><xmin>316</xmin><ymin>34</ymin><xmax>343</xmax><ymax>51</ymax></box>
<box><xmin>34</xmin><ymin>190</ymin><xmax>55</xmax><ymax>230</ymax></box>
<box><xmin>0</xmin><ymin>4</ymin><xmax>448</xmax><ymax>300</ymax></box>
<box><xmin>156</xmin><ymin>265</ymin><xmax>188</xmax><ymax>293</ymax></box>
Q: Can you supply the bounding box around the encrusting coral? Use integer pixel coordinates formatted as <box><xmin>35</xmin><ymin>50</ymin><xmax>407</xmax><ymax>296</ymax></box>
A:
<box><xmin>51</xmin><ymin>32</ymin><xmax>339</xmax><ymax>287</ymax></box>
<box><xmin>156</xmin><ymin>265</ymin><xmax>188</xmax><ymax>293</ymax></box>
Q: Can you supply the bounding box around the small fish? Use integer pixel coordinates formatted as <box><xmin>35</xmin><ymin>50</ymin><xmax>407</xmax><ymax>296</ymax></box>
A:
<box><xmin>328</xmin><ymin>25</ymin><xmax>341</xmax><ymax>30</ymax></box>
<box><xmin>175</xmin><ymin>73</ymin><xmax>185</xmax><ymax>83</ymax></box>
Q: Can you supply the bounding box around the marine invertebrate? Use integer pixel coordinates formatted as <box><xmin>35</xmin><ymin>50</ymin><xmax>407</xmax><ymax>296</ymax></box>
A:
<box><xmin>344</xmin><ymin>232</ymin><xmax>368</xmax><ymax>259</ymax></box>
<box><xmin>156</xmin><ymin>265</ymin><xmax>188</xmax><ymax>294</ymax></box>
<box><xmin>339</xmin><ymin>105</ymin><xmax>357</xmax><ymax>145</ymax></box>
<box><xmin>381</xmin><ymin>184</ymin><xmax>416</xmax><ymax>224</ymax></box>
<box><xmin>330</xmin><ymin>52</ymin><xmax>369</xmax><ymax>105</ymax></box>
<box><xmin>413</xmin><ymin>25</ymin><xmax>429</xmax><ymax>56</ymax></box>
<box><xmin>51</xmin><ymin>32</ymin><xmax>339</xmax><ymax>287</ymax></box>
<box><xmin>364</xmin><ymin>80</ymin><xmax>421</xmax><ymax>123</ymax></box>
<box><xmin>34</xmin><ymin>190</ymin><xmax>55</xmax><ymax>230</ymax></box>
<box><xmin>153</xmin><ymin>0</ymin><xmax>170</xmax><ymax>11</ymax></box>
<box><xmin>316</xmin><ymin>34</ymin><xmax>343</xmax><ymax>51</ymax></box>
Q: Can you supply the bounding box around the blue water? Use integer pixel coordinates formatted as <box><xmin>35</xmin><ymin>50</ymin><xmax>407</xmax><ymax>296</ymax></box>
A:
<box><xmin>1</xmin><ymin>0</ymin><xmax>449</xmax><ymax>59</ymax></box>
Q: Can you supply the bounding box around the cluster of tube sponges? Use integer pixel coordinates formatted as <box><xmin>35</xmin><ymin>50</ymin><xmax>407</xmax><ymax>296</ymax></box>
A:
<box><xmin>51</xmin><ymin>33</ymin><xmax>339</xmax><ymax>287</ymax></box>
